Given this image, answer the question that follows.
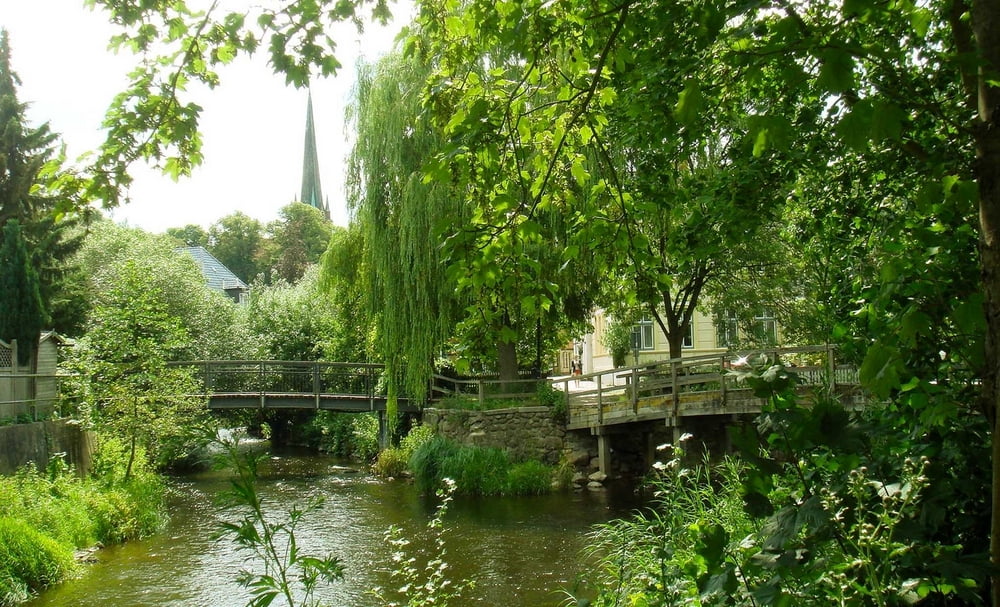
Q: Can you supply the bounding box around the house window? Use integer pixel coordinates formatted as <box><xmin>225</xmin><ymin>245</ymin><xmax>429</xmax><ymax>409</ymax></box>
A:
<box><xmin>633</xmin><ymin>317</ymin><xmax>655</xmax><ymax>350</ymax></box>
<box><xmin>682</xmin><ymin>322</ymin><xmax>694</xmax><ymax>349</ymax></box>
<box><xmin>716</xmin><ymin>311</ymin><xmax>738</xmax><ymax>348</ymax></box>
<box><xmin>753</xmin><ymin>308</ymin><xmax>778</xmax><ymax>345</ymax></box>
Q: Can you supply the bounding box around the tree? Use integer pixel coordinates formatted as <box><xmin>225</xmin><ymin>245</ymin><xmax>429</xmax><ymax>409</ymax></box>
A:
<box><xmin>264</xmin><ymin>202</ymin><xmax>333</xmax><ymax>284</ymax></box>
<box><xmin>415</xmin><ymin>0</ymin><xmax>993</xmax><ymax>599</ymax></box>
<box><xmin>0</xmin><ymin>29</ymin><xmax>87</xmax><ymax>335</ymax></box>
<box><xmin>341</xmin><ymin>46</ymin><xmax>462</xmax><ymax>400</ymax></box>
<box><xmin>0</xmin><ymin>220</ymin><xmax>44</xmax><ymax>365</ymax></box>
<box><xmin>166</xmin><ymin>223</ymin><xmax>209</xmax><ymax>248</ymax></box>
<box><xmin>76</xmin><ymin>220</ymin><xmax>252</xmax><ymax>361</ymax></box>
<box><xmin>75</xmin><ymin>0</ymin><xmax>1000</xmax><ymax>597</ymax></box>
<box><xmin>76</xmin><ymin>260</ymin><xmax>205</xmax><ymax>478</ymax></box>
<box><xmin>207</xmin><ymin>211</ymin><xmax>264</xmax><ymax>284</ymax></box>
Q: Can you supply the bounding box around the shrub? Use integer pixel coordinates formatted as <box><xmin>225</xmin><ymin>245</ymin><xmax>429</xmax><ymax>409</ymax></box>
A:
<box><xmin>374</xmin><ymin>423</ymin><xmax>436</xmax><ymax>478</ymax></box>
<box><xmin>0</xmin><ymin>518</ymin><xmax>75</xmax><ymax>599</ymax></box>
<box><xmin>372</xmin><ymin>447</ymin><xmax>409</xmax><ymax>478</ymax></box>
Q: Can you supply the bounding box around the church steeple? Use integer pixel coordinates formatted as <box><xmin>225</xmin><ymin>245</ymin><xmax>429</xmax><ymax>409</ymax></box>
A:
<box><xmin>300</xmin><ymin>91</ymin><xmax>330</xmax><ymax>220</ymax></box>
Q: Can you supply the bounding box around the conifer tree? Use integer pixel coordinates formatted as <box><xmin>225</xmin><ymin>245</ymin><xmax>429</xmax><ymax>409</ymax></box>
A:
<box><xmin>0</xmin><ymin>29</ymin><xmax>86</xmax><ymax>334</ymax></box>
<box><xmin>0</xmin><ymin>220</ymin><xmax>44</xmax><ymax>366</ymax></box>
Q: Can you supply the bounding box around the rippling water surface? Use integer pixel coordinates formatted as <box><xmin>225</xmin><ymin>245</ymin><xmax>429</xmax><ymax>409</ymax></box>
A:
<box><xmin>27</xmin><ymin>448</ymin><xmax>640</xmax><ymax>606</ymax></box>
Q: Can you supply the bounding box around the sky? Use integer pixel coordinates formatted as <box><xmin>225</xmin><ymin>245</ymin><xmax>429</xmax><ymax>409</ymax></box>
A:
<box><xmin>1</xmin><ymin>0</ymin><xmax>413</xmax><ymax>233</ymax></box>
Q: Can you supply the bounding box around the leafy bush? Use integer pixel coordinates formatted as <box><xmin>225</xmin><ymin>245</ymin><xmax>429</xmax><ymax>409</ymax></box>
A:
<box><xmin>439</xmin><ymin>445</ymin><xmax>510</xmax><ymax>495</ymax></box>
<box><xmin>306</xmin><ymin>412</ymin><xmax>380</xmax><ymax>462</ymax></box>
<box><xmin>409</xmin><ymin>436</ymin><xmax>460</xmax><ymax>494</ymax></box>
<box><xmin>374</xmin><ymin>424</ymin><xmax>437</xmax><ymax>478</ymax></box>
<box><xmin>0</xmin><ymin>518</ymin><xmax>75</xmax><ymax>604</ymax></box>
<box><xmin>372</xmin><ymin>447</ymin><xmax>409</xmax><ymax>478</ymax></box>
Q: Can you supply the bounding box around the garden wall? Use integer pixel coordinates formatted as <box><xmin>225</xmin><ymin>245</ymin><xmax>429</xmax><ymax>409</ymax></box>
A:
<box><xmin>0</xmin><ymin>418</ymin><xmax>94</xmax><ymax>476</ymax></box>
<box><xmin>422</xmin><ymin>406</ymin><xmax>595</xmax><ymax>467</ymax></box>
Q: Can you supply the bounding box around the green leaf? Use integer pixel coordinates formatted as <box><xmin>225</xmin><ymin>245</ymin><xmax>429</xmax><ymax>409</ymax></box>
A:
<box><xmin>816</xmin><ymin>47</ymin><xmax>856</xmax><ymax>93</ymax></box>
<box><xmin>674</xmin><ymin>80</ymin><xmax>704</xmax><ymax>125</ymax></box>
<box><xmin>859</xmin><ymin>342</ymin><xmax>903</xmax><ymax>398</ymax></box>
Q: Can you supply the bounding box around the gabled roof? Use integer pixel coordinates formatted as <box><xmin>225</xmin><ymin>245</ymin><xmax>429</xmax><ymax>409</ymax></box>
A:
<box><xmin>175</xmin><ymin>246</ymin><xmax>249</xmax><ymax>292</ymax></box>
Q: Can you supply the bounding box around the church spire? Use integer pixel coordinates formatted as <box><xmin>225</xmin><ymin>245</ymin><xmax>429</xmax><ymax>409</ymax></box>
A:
<box><xmin>300</xmin><ymin>91</ymin><xmax>330</xmax><ymax>220</ymax></box>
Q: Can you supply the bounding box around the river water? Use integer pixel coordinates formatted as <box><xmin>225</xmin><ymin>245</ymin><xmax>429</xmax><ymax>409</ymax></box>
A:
<box><xmin>26</xmin><ymin>448</ymin><xmax>640</xmax><ymax>606</ymax></box>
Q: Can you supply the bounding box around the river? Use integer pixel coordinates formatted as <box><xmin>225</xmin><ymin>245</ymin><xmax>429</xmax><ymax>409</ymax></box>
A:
<box><xmin>26</xmin><ymin>447</ymin><xmax>641</xmax><ymax>606</ymax></box>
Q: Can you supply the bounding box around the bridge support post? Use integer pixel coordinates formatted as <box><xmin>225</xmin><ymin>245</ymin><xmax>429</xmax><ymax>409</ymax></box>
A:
<box><xmin>597</xmin><ymin>433</ymin><xmax>611</xmax><ymax>477</ymax></box>
<box><xmin>377</xmin><ymin>410</ymin><xmax>389</xmax><ymax>450</ymax></box>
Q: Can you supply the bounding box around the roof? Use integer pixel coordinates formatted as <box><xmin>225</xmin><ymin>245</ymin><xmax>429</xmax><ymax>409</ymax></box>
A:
<box><xmin>175</xmin><ymin>246</ymin><xmax>249</xmax><ymax>292</ymax></box>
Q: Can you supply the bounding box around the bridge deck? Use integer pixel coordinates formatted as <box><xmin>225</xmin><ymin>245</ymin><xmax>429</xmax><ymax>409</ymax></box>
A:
<box><xmin>207</xmin><ymin>392</ymin><xmax>419</xmax><ymax>413</ymax></box>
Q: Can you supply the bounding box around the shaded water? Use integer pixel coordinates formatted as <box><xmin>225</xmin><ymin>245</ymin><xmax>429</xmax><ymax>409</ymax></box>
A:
<box><xmin>27</xmin><ymin>448</ymin><xmax>639</xmax><ymax>606</ymax></box>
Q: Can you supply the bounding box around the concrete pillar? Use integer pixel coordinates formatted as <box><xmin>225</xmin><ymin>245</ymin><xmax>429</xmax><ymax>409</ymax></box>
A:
<box><xmin>597</xmin><ymin>433</ymin><xmax>611</xmax><ymax>476</ymax></box>
<box><xmin>377</xmin><ymin>410</ymin><xmax>389</xmax><ymax>450</ymax></box>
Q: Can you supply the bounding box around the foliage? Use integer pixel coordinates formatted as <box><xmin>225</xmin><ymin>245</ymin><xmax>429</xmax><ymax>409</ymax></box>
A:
<box><xmin>0</xmin><ymin>30</ymin><xmax>87</xmax><ymax>337</ymax></box>
<box><xmin>0</xmin><ymin>220</ymin><xmax>43</xmax><ymax>365</ymax></box>
<box><xmin>69</xmin><ymin>259</ymin><xmax>210</xmax><ymax>477</ymax></box>
<box><xmin>374</xmin><ymin>423</ymin><xmax>435</xmax><ymax>478</ymax></box>
<box><xmin>0</xmin><ymin>447</ymin><xmax>165</xmax><ymax>606</ymax></box>
<box><xmin>304</xmin><ymin>411</ymin><xmax>379</xmax><ymax>462</ymax></box>
<box><xmin>370</xmin><ymin>479</ymin><xmax>473</xmax><ymax>607</ymax></box>
<box><xmin>341</xmin><ymin>46</ymin><xmax>461</xmax><ymax>402</ymax></box>
<box><xmin>166</xmin><ymin>223</ymin><xmax>209</xmax><ymax>248</ymax></box>
<box><xmin>0</xmin><ymin>517</ymin><xmax>75</xmax><ymax>605</ymax></box>
<box><xmin>213</xmin><ymin>431</ymin><xmax>344</xmax><ymax>607</ymax></box>
<box><xmin>263</xmin><ymin>203</ymin><xmax>333</xmax><ymax>284</ymax></box>
<box><xmin>574</xmin><ymin>451</ymin><xmax>753</xmax><ymax>606</ymax></box>
<box><xmin>208</xmin><ymin>211</ymin><xmax>265</xmax><ymax>284</ymax></box>
<box><xmin>536</xmin><ymin>382</ymin><xmax>567</xmax><ymax>423</ymax></box>
<box><xmin>238</xmin><ymin>266</ymin><xmax>353</xmax><ymax>362</ymax></box>
<box><xmin>83</xmin><ymin>0</ymin><xmax>392</xmax><ymax>207</ymax></box>
<box><xmin>75</xmin><ymin>220</ymin><xmax>250</xmax><ymax>361</ymax></box>
<box><xmin>409</xmin><ymin>436</ymin><xmax>553</xmax><ymax>496</ymax></box>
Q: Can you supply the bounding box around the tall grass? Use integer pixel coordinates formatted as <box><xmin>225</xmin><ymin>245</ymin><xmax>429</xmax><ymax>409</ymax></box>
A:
<box><xmin>408</xmin><ymin>436</ymin><xmax>554</xmax><ymax>496</ymax></box>
<box><xmin>0</xmin><ymin>437</ymin><xmax>167</xmax><ymax>606</ymax></box>
<box><xmin>571</xmin><ymin>453</ymin><xmax>755</xmax><ymax>606</ymax></box>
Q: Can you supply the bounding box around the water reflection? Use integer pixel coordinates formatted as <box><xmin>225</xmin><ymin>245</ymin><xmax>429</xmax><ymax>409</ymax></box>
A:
<box><xmin>27</xmin><ymin>449</ymin><xmax>640</xmax><ymax>606</ymax></box>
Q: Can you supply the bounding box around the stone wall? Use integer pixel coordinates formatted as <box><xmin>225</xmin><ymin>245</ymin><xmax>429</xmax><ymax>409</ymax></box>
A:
<box><xmin>422</xmin><ymin>406</ymin><xmax>595</xmax><ymax>467</ymax></box>
<box><xmin>0</xmin><ymin>418</ymin><xmax>94</xmax><ymax>476</ymax></box>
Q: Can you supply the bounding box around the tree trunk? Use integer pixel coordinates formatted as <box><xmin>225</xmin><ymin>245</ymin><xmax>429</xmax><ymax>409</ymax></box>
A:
<box><xmin>497</xmin><ymin>338</ymin><xmax>519</xmax><ymax>393</ymax></box>
<box><xmin>972</xmin><ymin>0</ymin><xmax>1000</xmax><ymax>602</ymax></box>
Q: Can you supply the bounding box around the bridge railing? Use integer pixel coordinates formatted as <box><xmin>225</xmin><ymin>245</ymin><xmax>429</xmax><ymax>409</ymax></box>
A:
<box><xmin>169</xmin><ymin>361</ymin><xmax>387</xmax><ymax>398</ymax></box>
<box><xmin>430</xmin><ymin>375</ymin><xmax>545</xmax><ymax>408</ymax></box>
<box><xmin>558</xmin><ymin>345</ymin><xmax>857</xmax><ymax>427</ymax></box>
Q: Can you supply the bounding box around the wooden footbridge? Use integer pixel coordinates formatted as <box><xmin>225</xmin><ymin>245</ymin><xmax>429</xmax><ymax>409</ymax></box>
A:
<box><xmin>172</xmin><ymin>346</ymin><xmax>859</xmax><ymax>426</ymax></box>
<box><xmin>554</xmin><ymin>345</ymin><xmax>862</xmax><ymax>431</ymax></box>
<box><xmin>168</xmin><ymin>361</ymin><xmax>419</xmax><ymax>413</ymax></box>
<box><xmin>167</xmin><ymin>347</ymin><xmax>860</xmax><ymax>475</ymax></box>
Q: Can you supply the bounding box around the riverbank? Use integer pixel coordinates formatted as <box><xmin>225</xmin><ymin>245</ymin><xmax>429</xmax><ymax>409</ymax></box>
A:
<box><xmin>0</xmin><ymin>437</ymin><xmax>166</xmax><ymax>606</ymax></box>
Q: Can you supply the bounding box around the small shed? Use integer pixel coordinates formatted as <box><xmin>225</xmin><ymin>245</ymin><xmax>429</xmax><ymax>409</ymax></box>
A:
<box><xmin>0</xmin><ymin>332</ymin><xmax>65</xmax><ymax>421</ymax></box>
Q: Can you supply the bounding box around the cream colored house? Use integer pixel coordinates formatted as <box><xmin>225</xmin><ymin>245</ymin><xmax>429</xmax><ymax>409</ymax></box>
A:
<box><xmin>576</xmin><ymin>306</ymin><xmax>781</xmax><ymax>374</ymax></box>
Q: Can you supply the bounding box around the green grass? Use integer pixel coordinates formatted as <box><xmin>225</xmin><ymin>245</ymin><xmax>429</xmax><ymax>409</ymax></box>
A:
<box><xmin>409</xmin><ymin>436</ymin><xmax>555</xmax><ymax>496</ymax></box>
<box><xmin>0</xmin><ymin>518</ymin><xmax>75</xmax><ymax>605</ymax></box>
<box><xmin>0</xmin><ymin>437</ymin><xmax>167</xmax><ymax>604</ymax></box>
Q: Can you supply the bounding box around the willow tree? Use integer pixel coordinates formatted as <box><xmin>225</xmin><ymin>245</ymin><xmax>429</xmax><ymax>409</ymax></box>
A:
<box><xmin>341</xmin><ymin>45</ymin><xmax>462</xmax><ymax>402</ymax></box>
